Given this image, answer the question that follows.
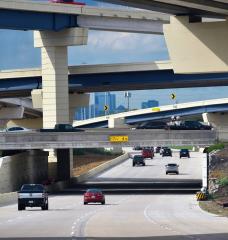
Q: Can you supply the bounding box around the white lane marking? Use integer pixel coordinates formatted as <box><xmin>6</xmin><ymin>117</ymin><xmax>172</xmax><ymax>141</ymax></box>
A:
<box><xmin>144</xmin><ymin>203</ymin><xmax>202</xmax><ymax>240</ymax></box>
<box><xmin>71</xmin><ymin>196</ymin><xmax>131</xmax><ymax>238</ymax></box>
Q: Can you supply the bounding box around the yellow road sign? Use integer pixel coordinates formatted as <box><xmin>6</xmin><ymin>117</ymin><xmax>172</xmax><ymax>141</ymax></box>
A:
<box><xmin>109</xmin><ymin>136</ymin><xmax>129</xmax><ymax>142</ymax></box>
<box><xmin>104</xmin><ymin>105</ymin><xmax>109</xmax><ymax>111</ymax></box>
<box><xmin>152</xmin><ymin>107</ymin><xmax>160</xmax><ymax>112</ymax></box>
<box><xmin>171</xmin><ymin>93</ymin><xmax>176</xmax><ymax>100</ymax></box>
<box><xmin>196</xmin><ymin>191</ymin><xmax>207</xmax><ymax>201</ymax></box>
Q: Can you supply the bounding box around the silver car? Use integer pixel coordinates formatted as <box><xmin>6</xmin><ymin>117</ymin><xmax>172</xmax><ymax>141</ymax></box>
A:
<box><xmin>165</xmin><ymin>163</ymin><xmax>179</xmax><ymax>175</ymax></box>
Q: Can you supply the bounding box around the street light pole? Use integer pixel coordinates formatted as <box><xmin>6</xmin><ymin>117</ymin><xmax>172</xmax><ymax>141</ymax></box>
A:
<box><xmin>125</xmin><ymin>91</ymin><xmax>131</xmax><ymax>111</ymax></box>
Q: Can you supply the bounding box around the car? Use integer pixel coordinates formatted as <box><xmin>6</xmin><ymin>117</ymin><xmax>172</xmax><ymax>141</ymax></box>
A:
<box><xmin>18</xmin><ymin>184</ymin><xmax>48</xmax><ymax>211</ymax></box>
<box><xmin>162</xmin><ymin>148</ymin><xmax>172</xmax><ymax>157</ymax></box>
<box><xmin>84</xmin><ymin>189</ymin><xmax>105</xmax><ymax>205</ymax></box>
<box><xmin>180</xmin><ymin>149</ymin><xmax>190</xmax><ymax>158</ymax></box>
<box><xmin>5</xmin><ymin>126</ymin><xmax>30</xmax><ymax>132</ymax></box>
<box><xmin>142</xmin><ymin>148</ymin><xmax>154</xmax><ymax>159</ymax></box>
<box><xmin>133</xmin><ymin>146</ymin><xmax>143</xmax><ymax>151</ymax></box>
<box><xmin>159</xmin><ymin>146</ymin><xmax>168</xmax><ymax>155</ymax></box>
<box><xmin>132</xmin><ymin>155</ymin><xmax>145</xmax><ymax>166</ymax></box>
<box><xmin>165</xmin><ymin>163</ymin><xmax>179</xmax><ymax>175</ymax></box>
<box><xmin>40</xmin><ymin>123</ymin><xmax>84</xmax><ymax>132</ymax></box>
<box><xmin>155</xmin><ymin>146</ymin><xmax>161</xmax><ymax>153</ymax></box>
<box><xmin>136</xmin><ymin>121</ymin><xmax>167</xmax><ymax>129</ymax></box>
<box><xmin>169</xmin><ymin>121</ymin><xmax>212</xmax><ymax>130</ymax></box>
<box><xmin>50</xmin><ymin>0</ymin><xmax>85</xmax><ymax>5</ymax></box>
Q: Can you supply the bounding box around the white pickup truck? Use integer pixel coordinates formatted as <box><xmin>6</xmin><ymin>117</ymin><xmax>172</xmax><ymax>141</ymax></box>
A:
<box><xmin>18</xmin><ymin>184</ymin><xmax>48</xmax><ymax>211</ymax></box>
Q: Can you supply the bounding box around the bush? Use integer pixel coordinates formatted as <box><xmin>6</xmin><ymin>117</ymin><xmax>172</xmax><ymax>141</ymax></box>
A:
<box><xmin>73</xmin><ymin>148</ymin><xmax>117</xmax><ymax>156</ymax></box>
<box><xmin>205</xmin><ymin>143</ymin><xmax>225</xmax><ymax>153</ymax></box>
<box><xmin>218</xmin><ymin>177</ymin><xmax>228</xmax><ymax>187</ymax></box>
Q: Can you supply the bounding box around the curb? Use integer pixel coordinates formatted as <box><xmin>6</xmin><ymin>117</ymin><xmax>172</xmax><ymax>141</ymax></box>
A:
<box><xmin>0</xmin><ymin>192</ymin><xmax>18</xmax><ymax>207</ymax></box>
<box><xmin>72</xmin><ymin>153</ymin><xmax>129</xmax><ymax>183</ymax></box>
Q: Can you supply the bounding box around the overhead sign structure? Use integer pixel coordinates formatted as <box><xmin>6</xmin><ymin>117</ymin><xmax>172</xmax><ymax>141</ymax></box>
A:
<box><xmin>109</xmin><ymin>136</ymin><xmax>129</xmax><ymax>142</ymax></box>
<box><xmin>171</xmin><ymin>93</ymin><xmax>176</xmax><ymax>100</ymax></box>
<box><xmin>104</xmin><ymin>105</ymin><xmax>109</xmax><ymax>111</ymax></box>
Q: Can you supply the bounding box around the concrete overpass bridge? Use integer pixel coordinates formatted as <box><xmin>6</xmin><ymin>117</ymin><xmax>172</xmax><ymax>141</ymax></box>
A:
<box><xmin>2</xmin><ymin>62</ymin><xmax>228</xmax><ymax>98</ymax></box>
<box><xmin>74</xmin><ymin>98</ymin><xmax>228</xmax><ymax>128</ymax></box>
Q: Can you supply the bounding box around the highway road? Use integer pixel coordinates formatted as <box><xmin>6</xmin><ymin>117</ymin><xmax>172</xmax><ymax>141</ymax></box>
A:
<box><xmin>0</xmin><ymin>150</ymin><xmax>227</xmax><ymax>239</ymax></box>
<box><xmin>91</xmin><ymin>150</ymin><xmax>203</xmax><ymax>183</ymax></box>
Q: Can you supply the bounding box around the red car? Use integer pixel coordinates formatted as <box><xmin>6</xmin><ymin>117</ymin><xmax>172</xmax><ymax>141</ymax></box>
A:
<box><xmin>142</xmin><ymin>148</ymin><xmax>154</xmax><ymax>159</ymax></box>
<box><xmin>50</xmin><ymin>0</ymin><xmax>85</xmax><ymax>5</ymax></box>
<box><xmin>84</xmin><ymin>189</ymin><xmax>105</xmax><ymax>205</ymax></box>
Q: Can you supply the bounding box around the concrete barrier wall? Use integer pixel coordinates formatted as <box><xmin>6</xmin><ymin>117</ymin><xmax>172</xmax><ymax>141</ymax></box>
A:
<box><xmin>73</xmin><ymin>153</ymin><xmax>129</xmax><ymax>183</ymax></box>
<box><xmin>0</xmin><ymin>192</ymin><xmax>17</xmax><ymax>207</ymax></box>
<box><xmin>0</xmin><ymin>150</ymin><xmax>48</xmax><ymax>193</ymax></box>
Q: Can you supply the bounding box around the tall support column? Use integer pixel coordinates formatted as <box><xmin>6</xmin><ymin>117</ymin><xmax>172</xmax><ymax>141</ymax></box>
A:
<box><xmin>34</xmin><ymin>28</ymin><xmax>88</xmax><ymax>180</ymax></box>
<box><xmin>41</xmin><ymin>46</ymin><xmax>69</xmax><ymax>128</ymax></box>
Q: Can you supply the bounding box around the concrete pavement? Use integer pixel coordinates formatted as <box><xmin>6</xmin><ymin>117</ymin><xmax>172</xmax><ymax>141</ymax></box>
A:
<box><xmin>0</xmin><ymin>151</ymin><xmax>227</xmax><ymax>239</ymax></box>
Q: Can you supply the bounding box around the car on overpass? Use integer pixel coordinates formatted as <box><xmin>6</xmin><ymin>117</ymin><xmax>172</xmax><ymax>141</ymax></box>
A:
<box><xmin>84</xmin><ymin>189</ymin><xmax>105</xmax><ymax>205</ymax></box>
<box><xmin>165</xmin><ymin>163</ymin><xmax>179</xmax><ymax>175</ymax></box>
<box><xmin>5</xmin><ymin>126</ymin><xmax>30</xmax><ymax>132</ymax></box>
<box><xmin>168</xmin><ymin>121</ymin><xmax>212</xmax><ymax>130</ymax></box>
<box><xmin>50</xmin><ymin>0</ymin><xmax>85</xmax><ymax>5</ymax></box>
<box><xmin>180</xmin><ymin>149</ymin><xmax>190</xmax><ymax>158</ymax></box>
<box><xmin>132</xmin><ymin>155</ymin><xmax>145</xmax><ymax>166</ymax></box>
<box><xmin>40</xmin><ymin>124</ymin><xmax>84</xmax><ymax>132</ymax></box>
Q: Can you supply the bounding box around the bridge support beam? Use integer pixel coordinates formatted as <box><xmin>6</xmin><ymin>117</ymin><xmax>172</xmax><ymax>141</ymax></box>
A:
<box><xmin>164</xmin><ymin>16</ymin><xmax>228</xmax><ymax>73</ymax></box>
<box><xmin>34</xmin><ymin>28</ymin><xmax>88</xmax><ymax>180</ymax></box>
<box><xmin>203</xmin><ymin>112</ymin><xmax>228</xmax><ymax>141</ymax></box>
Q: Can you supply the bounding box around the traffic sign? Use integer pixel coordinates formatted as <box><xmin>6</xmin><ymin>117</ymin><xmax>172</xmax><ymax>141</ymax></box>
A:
<box><xmin>171</xmin><ymin>93</ymin><xmax>176</xmax><ymax>100</ymax></box>
<box><xmin>104</xmin><ymin>105</ymin><xmax>109</xmax><ymax>111</ymax></box>
<box><xmin>109</xmin><ymin>136</ymin><xmax>129</xmax><ymax>142</ymax></box>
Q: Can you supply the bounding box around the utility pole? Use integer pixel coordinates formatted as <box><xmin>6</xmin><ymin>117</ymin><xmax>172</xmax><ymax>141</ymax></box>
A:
<box><xmin>125</xmin><ymin>91</ymin><xmax>132</xmax><ymax>111</ymax></box>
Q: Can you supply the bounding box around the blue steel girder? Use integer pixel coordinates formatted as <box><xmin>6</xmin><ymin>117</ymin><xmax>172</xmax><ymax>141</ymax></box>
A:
<box><xmin>0</xmin><ymin>9</ymin><xmax>78</xmax><ymax>31</ymax></box>
<box><xmin>2</xmin><ymin>70</ymin><xmax>228</xmax><ymax>97</ymax></box>
<box><xmin>125</xmin><ymin>104</ymin><xmax>228</xmax><ymax>124</ymax></box>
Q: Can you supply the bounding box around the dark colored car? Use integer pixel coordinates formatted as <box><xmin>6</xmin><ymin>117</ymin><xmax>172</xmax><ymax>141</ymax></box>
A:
<box><xmin>142</xmin><ymin>148</ymin><xmax>154</xmax><ymax>159</ymax></box>
<box><xmin>136</xmin><ymin>121</ymin><xmax>167</xmax><ymax>129</ymax></box>
<box><xmin>132</xmin><ymin>155</ymin><xmax>145</xmax><ymax>166</ymax></box>
<box><xmin>169</xmin><ymin>121</ymin><xmax>212</xmax><ymax>130</ymax></box>
<box><xmin>50</xmin><ymin>0</ymin><xmax>85</xmax><ymax>5</ymax></box>
<box><xmin>84</xmin><ymin>189</ymin><xmax>105</xmax><ymax>205</ymax></box>
<box><xmin>40</xmin><ymin>124</ymin><xmax>84</xmax><ymax>132</ymax></box>
<box><xmin>133</xmin><ymin>146</ymin><xmax>143</xmax><ymax>151</ymax></box>
<box><xmin>155</xmin><ymin>146</ymin><xmax>161</xmax><ymax>153</ymax></box>
<box><xmin>162</xmin><ymin>148</ymin><xmax>172</xmax><ymax>157</ymax></box>
<box><xmin>180</xmin><ymin>149</ymin><xmax>190</xmax><ymax>158</ymax></box>
<box><xmin>18</xmin><ymin>184</ymin><xmax>48</xmax><ymax>211</ymax></box>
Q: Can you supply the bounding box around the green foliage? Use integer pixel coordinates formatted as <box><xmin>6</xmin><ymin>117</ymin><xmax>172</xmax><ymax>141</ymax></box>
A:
<box><xmin>171</xmin><ymin>146</ymin><xmax>193</xmax><ymax>150</ymax></box>
<box><xmin>73</xmin><ymin>148</ymin><xmax>117</xmax><ymax>156</ymax></box>
<box><xmin>205</xmin><ymin>143</ymin><xmax>225</xmax><ymax>153</ymax></box>
<box><xmin>218</xmin><ymin>177</ymin><xmax>228</xmax><ymax>187</ymax></box>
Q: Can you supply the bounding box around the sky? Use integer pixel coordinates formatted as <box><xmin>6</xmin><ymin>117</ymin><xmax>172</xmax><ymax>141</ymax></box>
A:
<box><xmin>0</xmin><ymin>0</ymin><xmax>228</xmax><ymax>109</ymax></box>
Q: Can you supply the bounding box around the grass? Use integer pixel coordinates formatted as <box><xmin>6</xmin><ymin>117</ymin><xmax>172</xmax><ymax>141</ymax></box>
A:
<box><xmin>73</xmin><ymin>148</ymin><xmax>120</xmax><ymax>156</ymax></box>
<box><xmin>199</xmin><ymin>200</ymin><xmax>228</xmax><ymax>217</ymax></box>
<box><xmin>218</xmin><ymin>177</ymin><xmax>228</xmax><ymax>187</ymax></box>
<box><xmin>171</xmin><ymin>146</ymin><xmax>193</xmax><ymax>150</ymax></box>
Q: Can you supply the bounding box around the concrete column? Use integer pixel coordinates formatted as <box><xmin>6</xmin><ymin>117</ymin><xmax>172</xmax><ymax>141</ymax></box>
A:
<box><xmin>41</xmin><ymin>46</ymin><xmax>69</xmax><ymax>127</ymax></box>
<box><xmin>34</xmin><ymin>28</ymin><xmax>88</xmax><ymax>180</ymax></box>
<box><xmin>203</xmin><ymin>112</ymin><xmax>228</xmax><ymax>141</ymax></box>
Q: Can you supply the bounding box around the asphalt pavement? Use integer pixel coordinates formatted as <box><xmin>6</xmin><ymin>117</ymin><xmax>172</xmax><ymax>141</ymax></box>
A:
<box><xmin>0</xmin><ymin>150</ymin><xmax>227</xmax><ymax>239</ymax></box>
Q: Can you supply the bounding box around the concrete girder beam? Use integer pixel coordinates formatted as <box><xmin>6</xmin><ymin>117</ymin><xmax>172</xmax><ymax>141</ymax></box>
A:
<box><xmin>164</xmin><ymin>16</ymin><xmax>228</xmax><ymax>73</ymax></box>
<box><xmin>0</xmin><ymin>106</ymin><xmax>24</xmax><ymax>119</ymax></box>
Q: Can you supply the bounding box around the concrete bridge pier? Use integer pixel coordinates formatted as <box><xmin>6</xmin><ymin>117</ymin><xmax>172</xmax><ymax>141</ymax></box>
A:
<box><xmin>203</xmin><ymin>112</ymin><xmax>228</xmax><ymax>141</ymax></box>
<box><xmin>34</xmin><ymin>28</ymin><xmax>88</xmax><ymax>180</ymax></box>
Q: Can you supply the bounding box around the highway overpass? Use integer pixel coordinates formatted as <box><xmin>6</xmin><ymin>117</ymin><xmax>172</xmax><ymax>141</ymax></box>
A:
<box><xmin>0</xmin><ymin>0</ymin><xmax>168</xmax><ymax>33</ymax></box>
<box><xmin>0</xmin><ymin>129</ymin><xmax>216</xmax><ymax>150</ymax></box>
<box><xmin>98</xmin><ymin>0</ymin><xmax>228</xmax><ymax>18</ymax></box>
<box><xmin>2</xmin><ymin>63</ymin><xmax>228</xmax><ymax>97</ymax></box>
<box><xmin>74</xmin><ymin>98</ymin><xmax>228</xmax><ymax>128</ymax></box>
